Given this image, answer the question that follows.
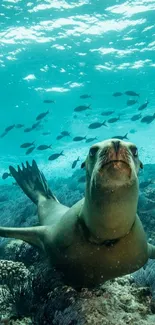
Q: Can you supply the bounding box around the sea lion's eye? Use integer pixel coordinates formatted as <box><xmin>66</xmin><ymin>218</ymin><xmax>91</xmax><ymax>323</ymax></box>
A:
<box><xmin>89</xmin><ymin>146</ymin><xmax>99</xmax><ymax>157</ymax></box>
<box><xmin>130</xmin><ymin>146</ymin><xmax>138</xmax><ymax>157</ymax></box>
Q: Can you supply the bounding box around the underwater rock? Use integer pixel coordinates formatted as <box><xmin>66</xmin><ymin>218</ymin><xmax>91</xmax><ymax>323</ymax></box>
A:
<box><xmin>0</xmin><ymin>257</ymin><xmax>154</xmax><ymax>324</ymax></box>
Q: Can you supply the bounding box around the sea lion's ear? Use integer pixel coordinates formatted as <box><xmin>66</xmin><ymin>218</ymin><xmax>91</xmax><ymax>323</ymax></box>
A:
<box><xmin>81</xmin><ymin>161</ymin><xmax>86</xmax><ymax>169</ymax></box>
<box><xmin>140</xmin><ymin>161</ymin><xmax>143</xmax><ymax>169</ymax></box>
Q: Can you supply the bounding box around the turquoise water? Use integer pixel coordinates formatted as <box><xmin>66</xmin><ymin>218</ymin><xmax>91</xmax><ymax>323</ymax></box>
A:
<box><xmin>0</xmin><ymin>0</ymin><xmax>155</xmax><ymax>183</ymax></box>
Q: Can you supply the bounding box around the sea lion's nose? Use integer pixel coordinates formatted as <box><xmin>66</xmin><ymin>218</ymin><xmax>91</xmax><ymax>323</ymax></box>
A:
<box><xmin>112</xmin><ymin>140</ymin><xmax>120</xmax><ymax>153</ymax></box>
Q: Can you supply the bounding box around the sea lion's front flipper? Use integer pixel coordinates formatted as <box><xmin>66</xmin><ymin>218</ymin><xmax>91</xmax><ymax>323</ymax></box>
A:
<box><xmin>0</xmin><ymin>225</ymin><xmax>46</xmax><ymax>249</ymax></box>
<box><xmin>9</xmin><ymin>160</ymin><xmax>59</xmax><ymax>205</ymax></box>
<box><xmin>148</xmin><ymin>243</ymin><xmax>155</xmax><ymax>259</ymax></box>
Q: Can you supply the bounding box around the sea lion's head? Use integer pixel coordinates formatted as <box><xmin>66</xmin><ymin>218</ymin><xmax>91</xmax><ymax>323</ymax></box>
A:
<box><xmin>81</xmin><ymin>139</ymin><xmax>143</xmax><ymax>239</ymax></box>
<box><xmin>81</xmin><ymin>139</ymin><xmax>143</xmax><ymax>193</ymax></box>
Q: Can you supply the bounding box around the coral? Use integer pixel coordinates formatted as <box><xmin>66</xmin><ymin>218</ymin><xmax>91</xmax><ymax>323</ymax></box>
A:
<box><xmin>2</xmin><ymin>239</ymin><xmax>40</xmax><ymax>266</ymax></box>
<box><xmin>132</xmin><ymin>260</ymin><xmax>155</xmax><ymax>309</ymax></box>
<box><xmin>31</xmin><ymin>275</ymin><xmax>155</xmax><ymax>325</ymax></box>
<box><xmin>0</xmin><ymin>285</ymin><xmax>16</xmax><ymax>320</ymax></box>
<box><xmin>0</xmin><ymin>260</ymin><xmax>33</xmax><ymax>316</ymax></box>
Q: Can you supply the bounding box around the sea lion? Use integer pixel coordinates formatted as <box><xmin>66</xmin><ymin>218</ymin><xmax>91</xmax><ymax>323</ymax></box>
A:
<box><xmin>0</xmin><ymin>139</ymin><xmax>155</xmax><ymax>288</ymax></box>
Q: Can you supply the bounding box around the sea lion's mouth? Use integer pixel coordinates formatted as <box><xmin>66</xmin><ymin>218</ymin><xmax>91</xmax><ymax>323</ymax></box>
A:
<box><xmin>101</xmin><ymin>160</ymin><xmax>130</xmax><ymax>168</ymax></box>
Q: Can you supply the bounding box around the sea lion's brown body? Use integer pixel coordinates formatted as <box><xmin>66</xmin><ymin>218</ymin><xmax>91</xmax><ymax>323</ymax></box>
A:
<box><xmin>0</xmin><ymin>139</ymin><xmax>155</xmax><ymax>288</ymax></box>
<box><xmin>44</xmin><ymin>209</ymin><xmax>148</xmax><ymax>287</ymax></box>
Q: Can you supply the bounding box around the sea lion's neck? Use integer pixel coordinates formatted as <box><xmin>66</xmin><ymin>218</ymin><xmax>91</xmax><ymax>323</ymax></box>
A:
<box><xmin>80</xmin><ymin>182</ymin><xmax>138</xmax><ymax>240</ymax></box>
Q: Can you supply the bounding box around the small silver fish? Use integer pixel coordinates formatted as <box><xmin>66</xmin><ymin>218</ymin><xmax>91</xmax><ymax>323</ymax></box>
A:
<box><xmin>101</xmin><ymin>110</ymin><xmax>114</xmax><ymax>116</ymax></box>
<box><xmin>108</xmin><ymin>116</ymin><xmax>120</xmax><ymax>123</ymax></box>
<box><xmin>86</xmin><ymin>137</ymin><xmax>97</xmax><ymax>143</ymax></box>
<box><xmin>37</xmin><ymin>144</ymin><xmax>52</xmax><ymax>150</ymax></box>
<box><xmin>36</xmin><ymin>110</ymin><xmax>49</xmax><ymax>121</ymax></box>
<box><xmin>48</xmin><ymin>151</ymin><xmax>64</xmax><ymax>161</ymax></box>
<box><xmin>141</xmin><ymin>113</ymin><xmax>155</xmax><ymax>124</ymax></box>
<box><xmin>73</xmin><ymin>136</ymin><xmax>86</xmax><ymax>142</ymax></box>
<box><xmin>5</xmin><ymin>124</ymin><xmax>15</xmax><ymax>132</ymax></box>
<box><xmin>43</xmin><ymin>99</ymin><xmax>55</xmax><ymax>104</ymax></box>
<box><xmin>72</xmin><ymin>157</ymin><xmax>80</xmax><ymax>169</ymax></box>
<box><xmin>127</xmin><ymin>99</ymin><xmax>138</xmax><ymax>106</ymax></box>
<box><xmin>24</xmin><ymin>127</ymin><xmax>33</xmax><ymax>133</ymax></box>
<box><xmin>112</xmin><ymin>133</ymin><xmax>128</xmax><ymax>140</ymax></box>
<box><xmin>129</xmin><ymin>129</ymin><xmax>137</xmax><ymax>134</ymax></box>
<box><xmin>20</xmin><ymin>142</ymin><xmax>35</xmax><ymax>148</ymax></box>
<box><xmin>131</xmin><ymin>113</ymin><xmax>141</xmax><ymax>121</ymax></box>
<box><xmin>26</xmin><ymin>146</ymin><xmax>35</xmax><ymax>155</ymax></box>
<box><xmin>56</xmin><ymin>135</ymin><xmax>64</xmax><ymax>140</ymax></box>
<box><xmin>80</xmin><ymin>94</ymin><xmax>91</xmax><ymax>99</ymax></box>
<box><xmin>2</xmin><ymin>172</ymin><xmax>11</xmax><ymax>180</ymax></box>
<box><xmin>113</xmin><ymin>92</ymin><xmax>123</xmax><ymax>97</ymax></box>
<box><xmin>138</xmin><ymin>100</ymin><xmax>149</xmax><ymax>111</ymax></box>
<box><xmin>88</xmin><ymin>121</ymin><xmax>107</xmax><ymax>129</ymax></box>
<box><xmin>61</xmin><ymin>131</ymin><xmax>71</xmax><ymax>136</ymax></box>
<box><xmin>125</xmin><ymin>91</ymin><xmax>139</xmax><ymax>97</ymax></box>
<box><xmin>15</xmin><ymin>124</ymin><xmax>24</xmax><ymax>129</ymax></box>
<box><xmin>31</xmin><ymin>121</ymin><xmax>41</xmax><ymax>129</ymax></box>
<box><xmin>74</xmin><ymin>105</ymin><xmax>91</xmax><ymax>112</ymax></box>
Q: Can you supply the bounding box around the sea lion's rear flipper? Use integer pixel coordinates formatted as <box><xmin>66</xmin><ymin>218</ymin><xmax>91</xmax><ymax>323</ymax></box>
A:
<box><xmin>0</xmin><ymin>225</ymin><xmax>46</xmax><ymax>249</ymax></box>
<box><xmin>9</xmin><ymin>160</ymin><xmax>58</xmax><ymax>205</ymax></box>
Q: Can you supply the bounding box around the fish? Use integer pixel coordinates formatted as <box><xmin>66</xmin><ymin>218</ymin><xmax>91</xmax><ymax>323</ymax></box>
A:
<box><xmin>26</xmin><ymin>146</ymin><xmax>35</xmax><ymax>155</ymax></box>
<box><xmin>20</xmin><ymin>142</ymin><xmax>35</xmax><ymax>148</ymax></box>
<box><xmin>131</xmin><ymin>113</ymin><xmax>142</xmax><ymax>121</ymax></box>
<box><xmin>36</xmin><ymin>110</ymin><xmax>49</xmax><ymax>121</ymax></box>
<box><xmin>74</xmin><ymin>105</ymin><xmax>91</xmax><ymax>112</ymax></box>
<box><xmin>73</xmin><ymin>136</ymin><xmax>87</xmax><ymax>142</ymax></box>
<box><xmin>88</xmin><ymin>121</ymin><xmax>107</xmax><ymax>129</ymax></box>
<box><xmin>43</xmin><ymin>100</ymin><xmax>55</xmax><ymax>104</ymax></box>
<box><xmin>80</xmin><ymin>94</ymin><xmax>91</xmax><ymax>99</ymax></box>
<box><xmin>138</xmin><ymin>100</ymin><xmax>149</xmax><ymax>111</ymax></box>
<box><xmin>31</xmin><ymin>121</ymin><xmax>41</xmax><ymax>129</ymax></box>
<box><xmin>101</xmin><ymin>110</ymin><xmax>114</xmax><ymax>116</ymax></box>
<box><xmin>112</xmin><ymin>133</ymin><xmax>128</xmax><ymax>140</ymax></box>
<box><xmin>127</xmin><ymin>99</ymin><xmax>138</xmax><ymax>106</ymax></box>
<box><xmin>24</xmin><ymin>127</ymin><xmax>33</xmax><ymax>133</ymax></box>
<box><xmin>108</xmin><ymin>116</ymin><xmax>120</xmax><ymax>123</ymax></box>
<box><xmin>124</xmin><ymin>91</ymin><xmax>139</xmax><ymax>97</ymax></box>
<box><xmin>113</xmin><ymin>92</ymin><xmax>123</xmax><ymax>97</ymax></box>
<box><xmin>5</xmin><ymin>125</ymin><xmax>15</xmax><ymax>132</ymax></box>
<box><xmin>2</xmin><ymin>172</ymin><xmax>11</xmax><ymax>180</ymax></box>
<box><xmin>72</xmin><ymin>157</ymin><xmax>80</xmax><ymax>169</ymax></box>
<box><xmin>78</xmin><ymin>176</ymin><xmax>86</xmax><ymax>183</ymax></box>
<box><xmin>86</xmin><ymin>137</ymin><xmax>97</xmax><ymax>143</ymax></box>
<box><xmin>48</xmin><ymin>151</ymin><xmax>64</xmax><ymax>161</ymax></box>
<box><xmin>35</xmin><ymin>125</ymin><xmax>43</xmax><ymax>131</ymax></box>
<box><xmin>15</xmin><ymin>124</ymin><xmax>24</xmax><ymax>129</ymax></box>
<box><xmin>42</xmin><ymin>132</ymin><xmax>51</xmax><ymax>136</ymax></box>
<box><xmin>0</xmin><ymin>131</ymin><xmax>7</xmax><ymax>138</ymax></box>
<box><xmin>37</xmin><ymin>144</ymin><xmax>52</xmax><ymax>150</ymax></box>
<box><xmin>129</xmin><ymin>129</ymin><xmax>137</xmax><ymax>134</ymax></box>
<box><xmin>139</xmin><ymin>180</ymin><xmax>153</xmax><ymax>189</ymax></box>
<box><xmin>56</xmin><ymin>135</ymin><xmax>64</xmax><ymax>140</ymax></box>
<box><xmin>141</xmin><ymin>113</ymin><xmax>155</xmax><ymax>124</ymax></box>
<box><xmin>61</xmin><ymin>131</ymin><xmax>71</xmax><ymax>136</ymax></box>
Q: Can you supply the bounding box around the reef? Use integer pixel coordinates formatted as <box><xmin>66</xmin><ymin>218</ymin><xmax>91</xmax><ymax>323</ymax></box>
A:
<box><xmin>0</xmin><ymin>163</ymin><xmax>155</xmax><ymax>324</ymax></box>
